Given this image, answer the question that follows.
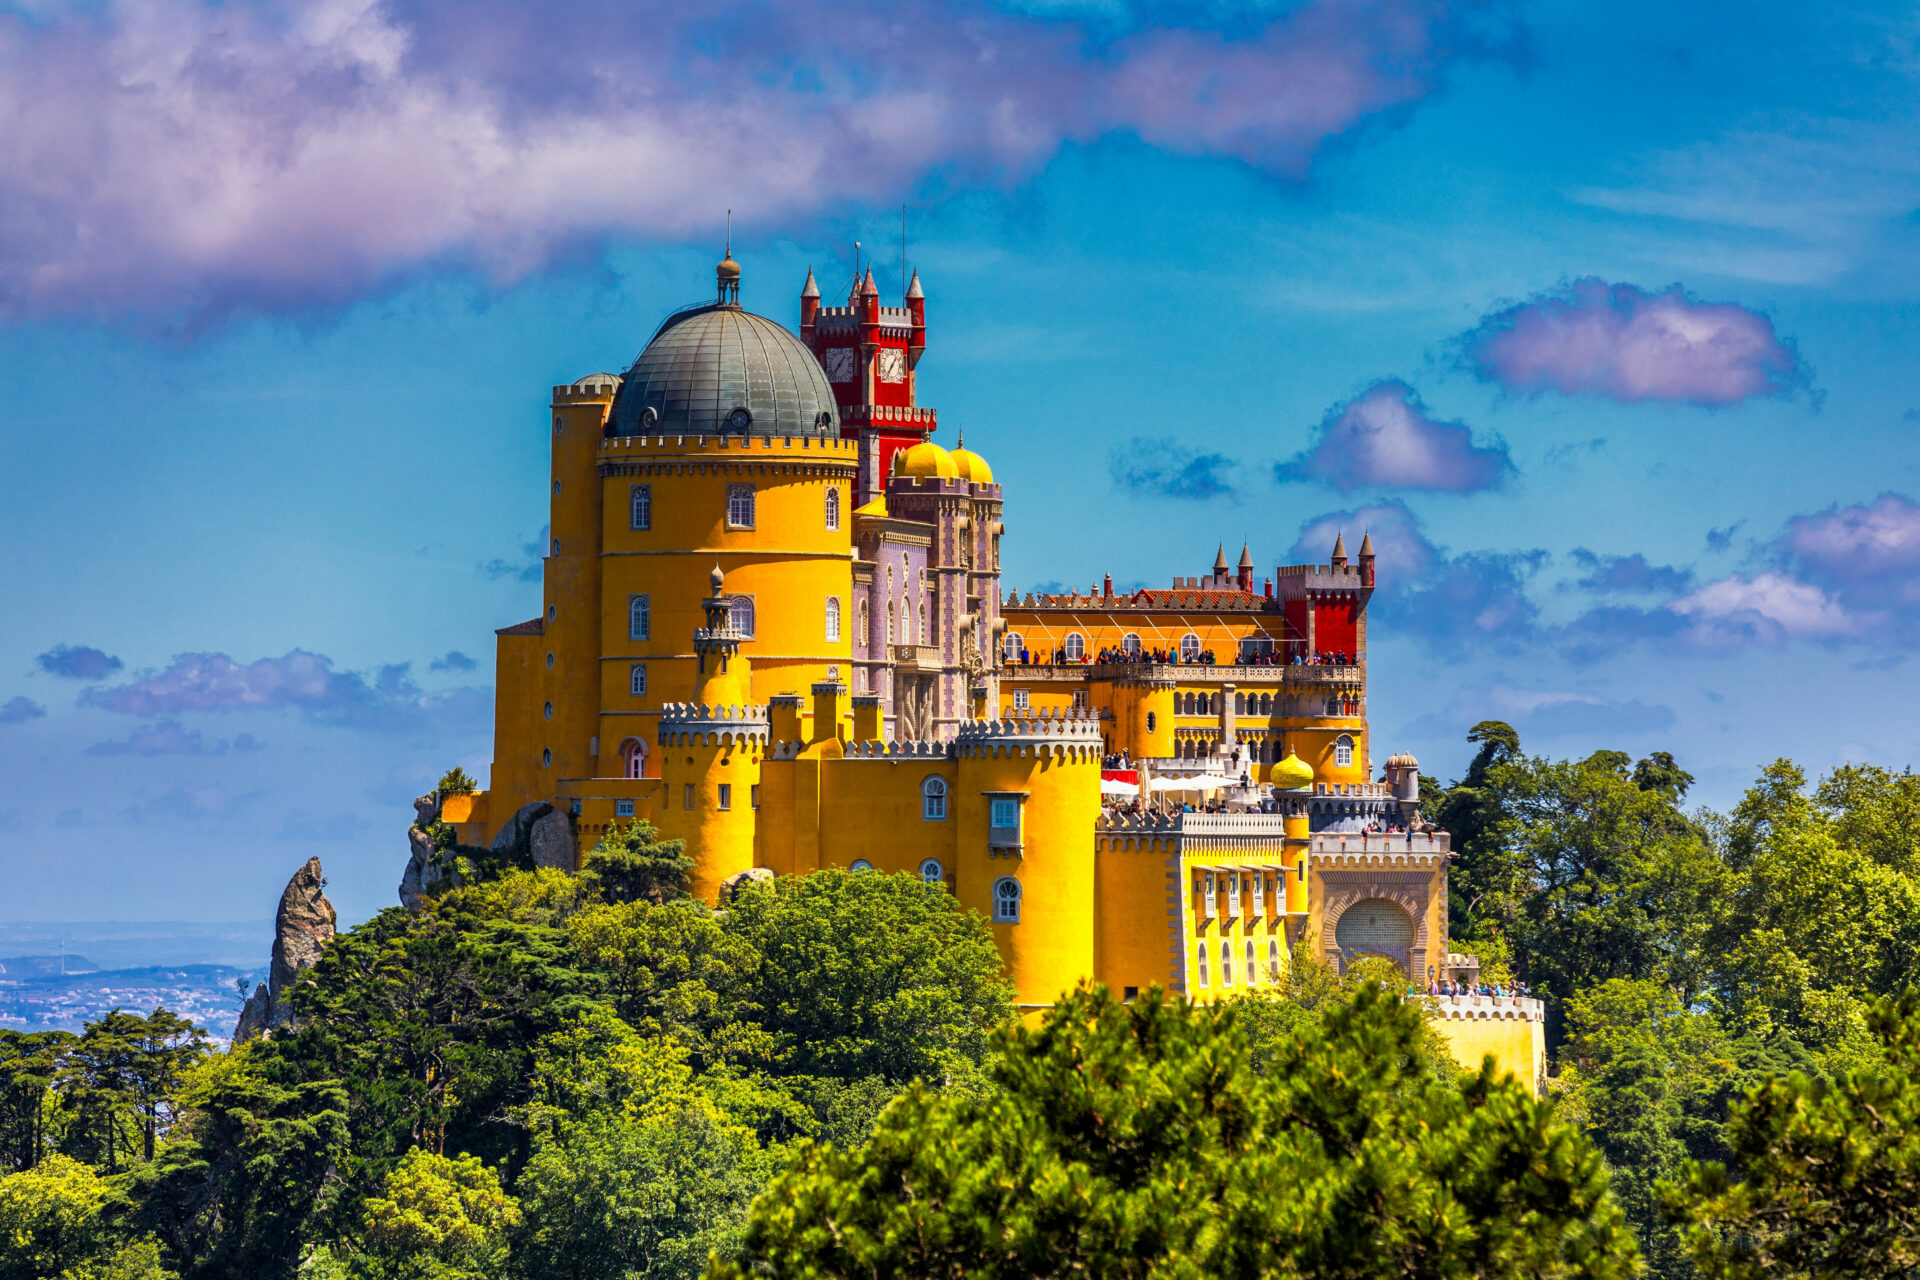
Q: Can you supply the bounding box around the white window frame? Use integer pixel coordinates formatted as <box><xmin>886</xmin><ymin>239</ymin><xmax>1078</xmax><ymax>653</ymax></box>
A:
<box><xmin>992</xmin><ymin>876</ymin><xmax>1022</xmax><ymax>923</ymax></box>
<box><xmin>1063</xmin><ymin>632</ymin><xmax>1086</xmax><ymax>662</ymax></box>
<box><xmin>630</xmin><ymin>483</ymin><xmax>651</xmax><ymax>530</ymax></box>
<box><xmin>921</xmin><ymin>775</ymin><xmax>948</xmax><ymax>821</ymax></box>
<box><xmin>1180</xmin><ymin>632</ymin><xmax>1201</xmax><ymax>661</ymax></box>
<box><xmin>919</xmin><ymin>858</ymin><xmax>944</xmax><ymax>885</ymax></box>
<box><xmin>1012</xmin><ymin>688</ymin><xmax>1029</xmax><ymax>711</ymax></box>
<box><xmin>629</xmin><ymin>663</ymin><xmax>647</xmax><ymax>697</ymax></box>
<box><xmin>1122</xmin><ymin>633</ymin><xmax>1141</xmax><ymax>656</ymax></box>
<box><xmin>1220</xmin><ymin>939</ymin><xmax>1234</xmax><ymax>987</ymax></box>
<box><xmin>826</xmin><ymin>596</ymin><xmax>841</xmax><ymax>642</ymax></box>
<box><xmin>1203</xmin><ymin>873</ymin><xmax>1217</xmax><ymax>918</ymax></box>
<box><xmin>1003</xmin><ymin>631</ymin><xmax>1023</xmax><ymax>661</ymax></box>
<box><xmin>825</xmin><ymin>486</ymin><xmax>841</xmax><ymax>531</ymax></box>
<box><xmin>629</xmin><ymin>594</ymin><xmax>649</xmax><ymax>640</ymax></box>
<box><xmin>1335</xmin><ymin>734</ymin><xmax>1354</xmax><ymax>768</ymax></box>
<box><xmin>621</xmin><ymin>738</ymin><xmax>647</xmax><ymax>779</ymax></box>
<box><xmin>729</xmin><ymin>595</ymin><xmax>756</xmax><ymax>638</ymax></box>
<box><xmin>1251</xmin><ymin>874</ymin><xmax>1264</xmax><ymax>914</ymax></box>
<box><xmin>727</xmin><ymin>483</ymin><xmax>756</xmax><ymax>529</ymax></box>
<box><xmin>1071</xmin><ymin>689</ymin><xmax>1088</xmax><ymax>710</ymax></box>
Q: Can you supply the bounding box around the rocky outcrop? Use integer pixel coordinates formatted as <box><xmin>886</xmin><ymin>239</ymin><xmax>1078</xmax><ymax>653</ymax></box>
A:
<box><xmin>491</xmin><ymin>801</ymin><xmax>576</xmax><ymax>872</ymax></box>
<box><xmin>399</xmin><ymin>793</ymin><xmax>458</xmax><ymax>910</ymax></box>
<box><xmin>719</xmin><ymin>866</ymin><xmax>774</xmax><ymax>905</ymax></box>
<box><xmin>234</xmin><ymin>858</ymin><xmax>337</xmax><ymax>1041</ymax></box>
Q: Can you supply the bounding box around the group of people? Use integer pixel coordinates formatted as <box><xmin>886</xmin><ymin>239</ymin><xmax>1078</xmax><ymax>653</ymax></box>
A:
<box><xmin>1425</xmin><ymin>977</ymin><xmax>1530</xmax><ymax>1000</ymax></box>
<box><xmin>1360</xmin><ymin>820</ymin><xmax>1411</xmax><ymax>835</ymax></box>
<box><xmin>1295</xmin><ymin>650</ymin><xmax>1354</xmax><ymax>666</ymax></box>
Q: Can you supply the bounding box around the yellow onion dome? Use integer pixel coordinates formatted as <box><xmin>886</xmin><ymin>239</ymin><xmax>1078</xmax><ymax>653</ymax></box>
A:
<box><xmin>950</xmin><ymin>448</ymin><xmax>993</xmax><ymax>484</ymax></box>
<box><xmin>1272</xmin><ymin>753</ymin><xmax>1315</xmax><ymax>791</ymax></box>
<box><xmin>899</xmin><ymin>440</ymin><xmax>959</xmax><ymax>479</ymax></box>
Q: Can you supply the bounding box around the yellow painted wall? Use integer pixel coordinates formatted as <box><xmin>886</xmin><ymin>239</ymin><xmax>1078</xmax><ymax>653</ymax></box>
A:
<box><xmin>1431</xmin><ymin>1008</ymin><xmax>1548</xmax><ymax>1097</ymax></box>
<box><xmin>1092</xmin><ymin>834</ymin><xmax>1178</xmax><ymax>997</ymax></box>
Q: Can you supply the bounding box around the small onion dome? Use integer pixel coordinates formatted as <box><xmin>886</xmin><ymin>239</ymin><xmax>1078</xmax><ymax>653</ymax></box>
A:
<box><xmin>1386</xmin><ymin>751</ymin><xmax>1419</xmax><ymax>770</ymax></box>
<box><xmin>898</xmin><ymin>440</ymin><xmax>959</xmax><ymax>479</ymax></box>
<box><xmin>710</xmin><ymin>563</ymin><xmax>725</xmax><ymax>593</ymax></box>
<box><xmin>950</xmin><ymin>447</ymin><xmax>993</xmax><ymax>483</ymax></box>
<box><xmin>717</xmin><ymin>253</ymin><xmax>741</xmax><ymax>281</ymax></box>
<box><xmin>1272</xmin><ymin>753</ymin><xmax>1315</xmax><ymax>791</ymax></box>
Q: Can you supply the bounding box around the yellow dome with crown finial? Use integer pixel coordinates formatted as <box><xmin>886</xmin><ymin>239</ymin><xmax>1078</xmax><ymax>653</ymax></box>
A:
<box><xmin>1272</xmin><ymin>753</ymin><xmax>1315</xmax><ymax>791</ymax></box>
<box><xmin>898</xmin><ymin>439</ymin><xmax>959</xmax><ymax>479</ymax></box>
<box><xmin>949</xmin><ymin>430</ymin><xmax>994</xmax><ymax>484</ymax></box>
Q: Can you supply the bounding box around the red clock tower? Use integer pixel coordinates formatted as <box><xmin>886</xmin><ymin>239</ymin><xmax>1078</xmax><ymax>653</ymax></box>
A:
<box><xmin>801</xmin><ymin>264</ymin><xmax>934</xmax><ymax>505</ymax></box>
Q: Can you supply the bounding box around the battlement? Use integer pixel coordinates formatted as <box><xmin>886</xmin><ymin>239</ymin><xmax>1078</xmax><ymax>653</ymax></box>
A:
<box><xmin>954</xmin><ymin>708</ymin><xmax>1103</xmax><ymax>758</ymax></box>
<box><xmin>553</xmin><ymin>373</ymin><xmax>622</xmax><ymax>404</ymax></box>
<box><xmin>1273</xmin><ymin>563</ymin><xmax>1368</xmax><ymax>588</ymax></box>
<box><xmin>600</xmin><ymin>433</ymin><xmax>857</xmax><ymax>456</ymax></box>
<box><xmin>843</xmin><ymin>739</ymin><xmax>953</xmax><ymax>759</ymax></box>
<box><xmin>840</xmin><ymin>404</ymin><xmax>937</xmax><ymax>427</ymax></box>
<box><xmin>656</xmin><ymin>702</ymin><xmax>771</xmax><ymax>747</ymax></box>
<box><xmin>1425</xmin><ymin>995</ymin><xmax>1544</xmax><ymax>1023</ymax></box>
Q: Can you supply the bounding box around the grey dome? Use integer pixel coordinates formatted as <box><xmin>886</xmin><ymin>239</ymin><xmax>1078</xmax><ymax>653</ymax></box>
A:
<box><xmin>609</xmin><ymin>304</ymin><xmax>837</xmax><ymax>437</ymax></box>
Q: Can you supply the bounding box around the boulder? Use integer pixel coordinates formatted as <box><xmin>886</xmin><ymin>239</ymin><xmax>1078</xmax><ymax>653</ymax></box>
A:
<box><xmin>234</xmin><ymin>982</ymin><xmax>271</xmax><ymax>1042</ymax></box>
<box><xmin>719</xmin><ymin>866</ymin><xmax>775</xmax><ymax>905</ymax></box>
<box><xmin>399</xmin><ymin>793</ymin><xmax>458</xmax><ymax>910</ymax></box>
<box><xmin>491</xmin><ymin>801</ymin><xmax>577</xmax><ymax>873</ymax></box>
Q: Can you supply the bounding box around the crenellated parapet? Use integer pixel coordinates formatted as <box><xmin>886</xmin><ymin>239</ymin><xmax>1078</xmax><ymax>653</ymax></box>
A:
<box><xmin>1425</xmin><ymin>995</ymin><xmax>1545</xmax><ymax>1024</ymax></box>
<box><xmin>843</xmin><ymin>739</ymin><xmax>954</xmax><ymax>759</ymax></box>
<box><xmin>954</xmin><ymin>707</ymin><xmax>1103</xmax><ymax>759</ymax></box>
<box><xmin>657</xmin><ymin>702</ymin><xmax>771</xmax><ymax>747</ymax></box>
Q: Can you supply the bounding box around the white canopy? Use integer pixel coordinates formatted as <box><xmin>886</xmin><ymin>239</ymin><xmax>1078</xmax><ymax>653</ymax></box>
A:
<box><xmin>1149</xmin><ymin>773</ymin><xmax>1235</xmax><ymax>792</ymax></box>
<box><xmin>1100</xmin><ymin>778</ymin><xmax>1140</xmax><ymax>796</ymax></box>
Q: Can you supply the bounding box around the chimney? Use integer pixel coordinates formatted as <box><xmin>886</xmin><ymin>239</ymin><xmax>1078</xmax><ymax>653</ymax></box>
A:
<box><xmin>1263</xmin><ymin>577</ymin><xmax>1273</xmax><ymax>599</ymax></box>
<box><xmin>811</xmin><ymin>680</ymin><xmax>846</xmax><ymax>745</ymax></box>
<box><xmin>1103</xmin><ymin>573</ymin><xmax>1114</xmax><ymax>597</ymax></box>
<box><xmin>768</xmin><ymin>694</ymin><xmax>803</xmax><ymax>746</ymax></box>
<box><xmin>852</xmin><ymin>694</ymin><xmax>882</xmax><ymax>742</ymax></box>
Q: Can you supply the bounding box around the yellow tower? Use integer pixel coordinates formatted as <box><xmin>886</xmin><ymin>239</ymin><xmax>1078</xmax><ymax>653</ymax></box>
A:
<box><xmin>953</xmin><ymin>710</ymin><xmax>1103</xmax><ymax>1011</ymax></box>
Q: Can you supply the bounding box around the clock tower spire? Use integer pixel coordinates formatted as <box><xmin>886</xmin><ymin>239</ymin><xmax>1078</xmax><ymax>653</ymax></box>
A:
<box><xmin>800</xmin><ymin>256</ymin><xmax>934</xmax><ymax>506</ymax></box>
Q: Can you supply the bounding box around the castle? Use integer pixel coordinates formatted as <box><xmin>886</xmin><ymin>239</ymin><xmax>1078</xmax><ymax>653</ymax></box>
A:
<box><xmin>442</xmin><ymin>250</ymin><xmax>1544</xmax><ymax>1088</ymax></box>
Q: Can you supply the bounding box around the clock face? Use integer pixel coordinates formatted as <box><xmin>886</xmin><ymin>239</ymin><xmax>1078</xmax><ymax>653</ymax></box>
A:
<box><xmin>878</xmin><ymin>347</ymin><xmax>907</xmax><ymax>383</ymax></box>
<box><xmin>821</xmin><ymin>347</ymin><xmax>856</xmax><ymax>383</ymax></box>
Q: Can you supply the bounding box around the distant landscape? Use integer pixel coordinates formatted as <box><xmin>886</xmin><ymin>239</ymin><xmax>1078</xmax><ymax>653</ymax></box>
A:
<box><xmin>0</xmin><ymin>922</ymin><xmax>267</xmax><ymax>1040</ymax></box>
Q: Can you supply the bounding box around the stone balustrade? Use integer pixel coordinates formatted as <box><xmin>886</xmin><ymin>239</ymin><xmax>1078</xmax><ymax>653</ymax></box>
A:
<box><xmin>1423</xmin><ymin>995</ymin><xmax>1544</xmax><ymax>1023</ymax></box>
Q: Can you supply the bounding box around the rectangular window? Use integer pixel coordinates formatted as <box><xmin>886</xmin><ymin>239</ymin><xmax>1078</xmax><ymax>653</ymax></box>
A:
<box><xmin>990</xmin><ymin>797</ymin><xmax>1019</xmax><ymax>828</ymax></box>
<box><xmin>717</xmin><ymin>783</ymin><xmax>732</xmax><ymax>811</ymax></box>
<box><xmin>1251</xmin><ymin>874</ymin><xmax>1265</xmax><ymax>913</ymax></box>
<box><xmin>1012</xmin><ymin>688</ymin><xmax>1029</xmax><ymax>710</ymax></box>
<box><xmin>727</xmin><ymin>483</ymin><xmax>756</xmax><ymax>529</ymax></box>
<box><xmin>1071</xmin><ymin>689</ymin><xmax>1088</xmax><ymax>710</ymax></box>
<box><xmin>750</xmin><ymin>784</ymin><xmax>761</xmax><ymax>809</ymax></box>
<box><xmin>630</xmin><ymin>483</ymin><xmax>651</xmax><ymax>530</ymax></box>
<box><xmin>615</xmin><ymin>799</ymin><xmax>635</xmax><ymax>817</ymax></box>
<box><xmin>1226</xmin><ymin>872</ymin><xmax>1240</xmax><ymax>918</ymax></box>
<box><xmin>988</xmin><ymin>795</ymin><xmax>1023</xmax><ymax>850</ymax></box>
<box><xmin>1203</xmin><ymin>873</ymin><xmax>1217</xmax><ymax>917</ymax></box>
<box><xmin>629</xmin><ymin>663</ymin><xmax>647</xmax><ymax>696</ymax></box>
<box><xmin>683</xmin><ymin>783</ymin><xmax>694</xmax><ymax>810</ymax></box>
<box><xmin>629</xmin><ymin>594</ymin><xmax>650</xmax><ymax>640</ymax></box>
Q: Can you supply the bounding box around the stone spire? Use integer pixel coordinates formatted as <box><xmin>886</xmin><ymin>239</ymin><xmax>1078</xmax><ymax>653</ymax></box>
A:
<box><xmin>905</xmin><ymin>268</ymin><xmax>923</xmax><ymax>300</ymax></box>
<box><xmin>1213</xmin><ymin>544</ymin><xmax>1230</xmax><ymax>575</ymax></box>
<box><xmin>801</xmin><ymin>266</ymin><xmax>819</xmax><ymax>299</ymax></box>
<box><xmin>1331</xmin><ymin>533</ymin><xmax>1348</xmax><ymax>567</ymax></box>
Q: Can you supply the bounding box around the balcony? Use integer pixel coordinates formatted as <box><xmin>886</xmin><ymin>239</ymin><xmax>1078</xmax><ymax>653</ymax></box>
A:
<box><xmin>999</xmin><ymin>660</ymin><xmax>1362</xmax><ymax>686</ymax></box>
<box><xmin>1308</xmin><ymin>831</ymin><xmax>1450</xmax><ymax>856</ymax></box>
<box><xmin>890</xmin><ymin>644</ymin><xmax>944</xmax><ymax>671</ymax></box>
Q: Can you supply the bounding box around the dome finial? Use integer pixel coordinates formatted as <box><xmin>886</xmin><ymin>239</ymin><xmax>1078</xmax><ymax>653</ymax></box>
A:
<box><xmin>956</xmin><ymin>427</ymin><xmax>964</xmax><ymax>449</ymax></box>
<box><xmin>717</xmin><ymin>210</ymin><xmax>741</xmax><ymax>305</ymax></box>
<box><xmin>710</xmin><ymin>562</ymin><xmax>725</xmax><ymax>594</ymax></box>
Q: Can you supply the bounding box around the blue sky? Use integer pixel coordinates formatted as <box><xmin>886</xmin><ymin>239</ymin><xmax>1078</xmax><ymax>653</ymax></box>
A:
<box><xmin>4</xmin><ymin>0</ymin><xmax>1918</xmax><ymax>925</ymax></box>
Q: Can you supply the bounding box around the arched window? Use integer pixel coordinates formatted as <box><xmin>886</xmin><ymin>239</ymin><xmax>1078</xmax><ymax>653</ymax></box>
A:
<box><xmin>1003</xmin><ymin>631</ymin><xmax>1023</xmax><ymax>661</ymax></box>
<box><xmin>727</xmin><ymin>483</ymin><xmax>756</xmax><ymax>528</ymax></box>
<box><xmin>1268</xmin><ymin>938</ymin><xmax>1282</xmax><ymax>979</ymax></box>
<box><xmin>629</xmin><ymin>594</ymin><xmax>650</xmax><ymax>640</ymax></box>
<box><xmin>921</xmin><ymin>775</ymin><xmax>948</xmax><ymax>821</ymax></box>
<box><xmin>619</xmin><ymin>738</ymin><xmax>647</xmax><ymax>779</ymax></box>
<box><xmin>729</xmin><ymin>596</ymin><xmax>755</xmax><ymax>637</ymax></box>
<box><xmin>1234</xmin><ymin>693</ymin><xmax>1245</xmax><ymax>715</ymax></box>
<box><xmin>1325</xmin><ymin>696</ymin><xmax>1341</xmax><ymax>717</ymax></box>
<box><xmin>920</xmin><ymin>858</ymin><xmax>944</xmax><ymax>885</ymax></box>
<box><xmin>1145</xmin><ymin>711</ymin><xmax>1157</xmax><ymax>732</ymax></box>
<box><xmin>1260</xmin><ymin>693</ymin><xmax>1273</xmax><ymax>714</ymax></box>
<box><xmin>826</xmin><ymin>596</ymin><xmax>841</xmax><ymax>642</ymax></box>
<box><xmin>1199</xmin><ymin>693</ymin><xmax>1212</xmax><ymax>715</ymax></box>
<box><xmin>1180</xmin><ymin>633</ymin><xmax>1201</xmax><ymax>661</ymax></box>
<box><xmin>1245</xmin><ymin>939</ymin><xmax>1257</xmax><ymax>986</ymax></box>
<box><xmin>1220</xmin><ymin>939</ymin><xmax>1234</xmax><ymax>986</ymax></box>
<box><xmin>1064</xmin><ymin>633</ymin><xmax>1086</xmax><ymax>662</ymax></box>
<box><xmin>859</xmin><ymin>599</ymin><xmax>869</xmax><ymax>644</ymax></box>
<box><xmin>825</xmin><ymin>486</ymin><xmax>841</xmax><ymax>530</ymax></box>
<box><xmin>1196</xmin><ymin>943</ymin><xmax>1210</xmax><ymax>989</ymax></box>
<box><xmin>888</xmin><ymin>603</ymin><xmax>896</xmax><ymax>644</ymax></box>
<box><xmin>850</xmin><ymin>859</ymin><xmax>874</xmax><ymax>873</ymax></box>
<box><xmin>1335</xmin><ymin>734</ymin><xmax>1354</xmax><ymax>768</ymax></box>
<box><xmin>1122</xmin><ymin>633</ymin><xmax>1141</xmax><ymax>656</ymax></box>
<box><xmin>993</xmin><ymin>876</ymin><xmax>1022</xmax><ymax>923</ymax></box>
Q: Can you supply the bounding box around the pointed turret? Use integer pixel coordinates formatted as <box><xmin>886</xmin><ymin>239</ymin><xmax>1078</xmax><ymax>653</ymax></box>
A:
<box><xmin>1330</xmin><ymin>533</ymin><xmax>1348</xmax><ymax>568</ymax></box>
<box><xmin>1236</xmin><ymin>542</ymin><xmax>1255</xmax><ymax>592</ymax></box>
<box><xmin>1358</xmin><ymin>530</ymin><xmax>1376</xmax><ymax>587</ymax></box>
<box><xmin>858</xmin><ymin>267</ymin><xmax>878</xmax><ymax>296</ymax></box>
<box><xmin>905</xmin><ymin>268</ymin><xmax>923</xmax><ymax>300</ymax></box>
<box><xmin>1213</xmin><ymin>544</ymin><xmax>1230</xmax><ymax>577</ymax></box>
<box><xmin>800</xmin><ymin>266</ymin><xmax>820</xmax><ymax>333</ymax></box>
